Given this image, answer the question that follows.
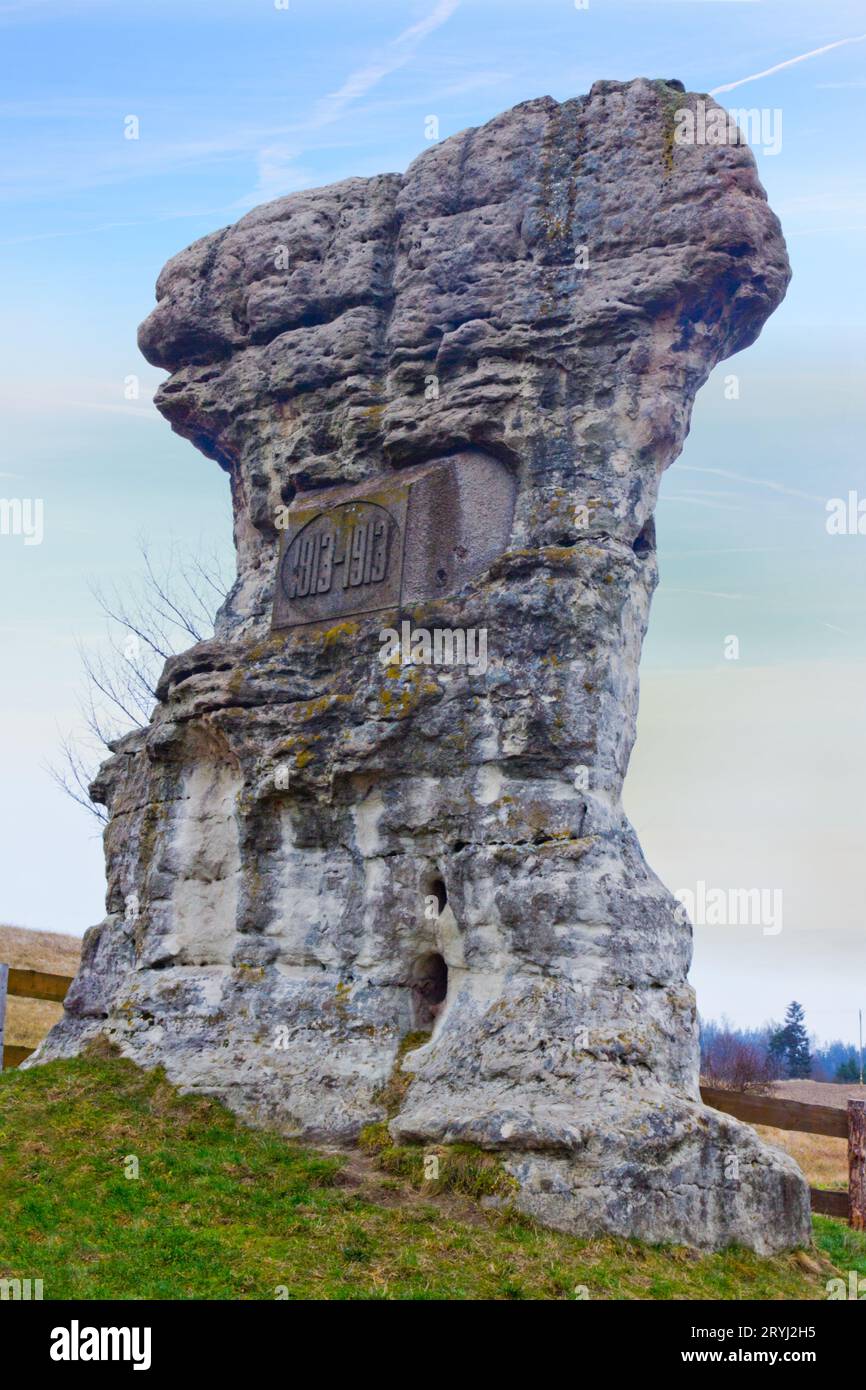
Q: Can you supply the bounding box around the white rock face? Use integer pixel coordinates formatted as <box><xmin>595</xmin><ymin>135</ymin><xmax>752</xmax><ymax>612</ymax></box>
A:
<box><xmin>33</xmin><ymin>81</ymin><xmax>811</xmax><ymax>1252</ymax></box>
<box><xmin>169</xmin><ymin>762</ymin><xmax>242</xmax><ymax>966</ymax></box>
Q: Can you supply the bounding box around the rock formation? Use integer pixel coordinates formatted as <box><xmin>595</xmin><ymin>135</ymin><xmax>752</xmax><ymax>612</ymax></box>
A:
<box><xmin>36</xmin><ymin>79</ymin><xmax>811</xmax><ymax>1251</ymax></box>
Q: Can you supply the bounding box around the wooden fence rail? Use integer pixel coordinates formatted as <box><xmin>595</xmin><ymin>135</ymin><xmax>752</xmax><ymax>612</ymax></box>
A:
<box><xmin>0</xmin><ymin>967</ymin><xmax>863</xmax><ymax>1228</ymax></box>
<box><xmin>700</xmin><ymin>1084</ymin><xmax>866</xmax><ymax>1229</ymax></box>
<box><xmin>0</xmin><ymin>964</ymin><xmax>7</xmax><ymax>1072</ymax></box>
<box><xmin>0</xmin><ymin>964</ymin><xmax>74</xmax><ymax>1071</ymax></box>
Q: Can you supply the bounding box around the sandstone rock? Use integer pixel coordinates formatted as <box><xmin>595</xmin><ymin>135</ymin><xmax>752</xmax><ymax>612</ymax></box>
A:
<box><xmin>34</xmin><ymin>79</ymin><xmax>810</xmax><ymax>1252</ymax></box>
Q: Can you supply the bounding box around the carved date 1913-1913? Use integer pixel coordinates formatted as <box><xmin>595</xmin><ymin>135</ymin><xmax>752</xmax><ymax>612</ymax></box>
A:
<box><xmin>285</xmin><ymin>505</ymin><xmax>393</xmax><ymax>599</ymax></box>
<box><xmin>274</xmin><ymin>497</ymin><xmax>405</xmax><ymax>627</ymax></box>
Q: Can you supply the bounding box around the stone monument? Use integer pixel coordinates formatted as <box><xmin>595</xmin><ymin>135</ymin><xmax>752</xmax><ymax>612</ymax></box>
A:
<box><xmin>36</xmin><ymin>80</ymin><xmax>811</xmax><ymax>1252</ymax></box>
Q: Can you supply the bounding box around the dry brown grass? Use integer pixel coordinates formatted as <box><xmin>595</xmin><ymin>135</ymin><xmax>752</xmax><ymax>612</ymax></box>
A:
<box><xmin>755</xmin><ymin>1126</ymin><xmax>849</xmax><ymax>1189</ymax></box>
<box><xmin>0</xmin><ymin>924</ymin><xmax>82</xmax><ymax>1050</ymax></box>
<box><xmin>754</xmin><ymin>1081</ymin><xmax>866</xmax><ymax>1190</ymax></box>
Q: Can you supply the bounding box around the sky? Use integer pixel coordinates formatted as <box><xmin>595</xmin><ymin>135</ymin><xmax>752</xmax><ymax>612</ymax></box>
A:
<box><xmin>1</xmin><ymin>0</ymin><xmax>864</xmax><ymax>1045</ymax></box>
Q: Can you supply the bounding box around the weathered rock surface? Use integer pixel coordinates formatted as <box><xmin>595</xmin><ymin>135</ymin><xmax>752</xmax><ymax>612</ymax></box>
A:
<box><xmin>35</xmin><ymin>80</ymin><xmax>810</xmax><ymax>1251</ymax></box>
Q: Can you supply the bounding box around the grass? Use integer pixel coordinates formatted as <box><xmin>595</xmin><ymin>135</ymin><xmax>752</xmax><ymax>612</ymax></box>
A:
<box><xmin>358</xmin><ymin>1121</ymin><xmax>519</xmax><ymax>1201</ymax></box>
<box><xmin>755</xmin><ymin>1125</ymin><xmax>849</xmax><ymax>1191</ymax></box>
<box><xmin>811</xmin><ymin>1216</ymin><xmax>866</xmax><ymax>1281</ymax></box>
<box><xmin>0</xmin><ymin>1049</ymin><xmax>863</xmax><ymax>1301</ymax></box>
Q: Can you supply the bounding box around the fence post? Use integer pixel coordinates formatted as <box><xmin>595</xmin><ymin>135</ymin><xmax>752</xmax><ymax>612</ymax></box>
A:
<box><xmin>848</xmin><ymin>1098</ymin><xmax>866</xmax><ymax>1231</ymax></box>
<box><xmin>0</xmin><ymin>963</ymin><xmax>8</xmax><ymax>1072</ymax></box>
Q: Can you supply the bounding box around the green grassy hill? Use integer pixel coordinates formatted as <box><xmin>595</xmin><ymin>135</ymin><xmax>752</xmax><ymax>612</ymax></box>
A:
<box><xmin>1</xmin><ymin>1046</ymin><xmax>862</xmax><ymax>1301</ymax></box>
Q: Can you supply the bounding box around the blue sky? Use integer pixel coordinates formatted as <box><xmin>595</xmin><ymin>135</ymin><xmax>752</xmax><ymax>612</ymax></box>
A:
<box><xmin>1</xmin><ymin>0</ymin><xmax>864</xmax><ymax>1042</ymax></box>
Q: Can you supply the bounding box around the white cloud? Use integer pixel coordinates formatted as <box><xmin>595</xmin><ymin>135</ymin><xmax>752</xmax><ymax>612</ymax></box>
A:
<box><xmin>308</xmin><ymin>0</ymin><xmax>462</xmax><ymax>129</ymax></box>
<box><xmin>664</xmin><ymin>495</ymin><xmax>750</xmax><ymax>514</ymax></box>
<box><xmin>670</xmin><ymin>464</ymin><xmax>825</xmax><ymax>504</ymax></box>
<box><xmin>237</xmin><ymin>146</ymin><xmax>320</xmax><ymax>208</ymax></box>
<box><xmin>239</xmin><ymin>0</ymin><xmax>462</xmax><ymax>206</ymax></box>
<box><xmin>663</xmin><ymin>588</ymin><xmax>748</xmax><ymax>600</ymax></box>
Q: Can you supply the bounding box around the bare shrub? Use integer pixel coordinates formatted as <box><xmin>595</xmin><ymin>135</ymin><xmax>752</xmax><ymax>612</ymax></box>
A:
<box><xmin>700</xmin><ymin>1027</ymin><xmax>780</xmax><ymax>1093</ymax></box>
<box><xmin>48</xmin><ymin>538</ymin><xmax>230</xmax><ymax>823</ymax></box>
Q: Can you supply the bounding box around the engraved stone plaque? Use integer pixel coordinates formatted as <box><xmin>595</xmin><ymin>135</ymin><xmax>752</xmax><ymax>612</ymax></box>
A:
<box><xmin>272</xmin><ymin>451</ymin><xmax>517</xmax><ymax>630</ymax></box>
<box><xmin>273</xmin><ymin>493</ymin><xmax>408</xmax><ymax>629</ymax></box>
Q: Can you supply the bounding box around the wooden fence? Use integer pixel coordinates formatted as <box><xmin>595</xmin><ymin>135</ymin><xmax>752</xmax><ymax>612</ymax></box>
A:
<box><xmin>1</xmin><ymin>965</ymin><xmax>864</xmax><ymax>1228</ymax></box>
<box><xmin>0</xmin><ymin>964</ymin><xmax>75</xmax><ymax>1071</ymax></box>
<box><xmin>700</xmin><ymin>1084</ymin><xmax>866</xmax><ymax>1229</ymax></box>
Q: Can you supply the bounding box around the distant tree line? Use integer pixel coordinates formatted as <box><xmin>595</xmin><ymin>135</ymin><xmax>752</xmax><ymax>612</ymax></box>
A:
<box><xmin>700</xmin><ymin>1002</ymin><xmax>862</xmax><ymax>1088</ymax></box>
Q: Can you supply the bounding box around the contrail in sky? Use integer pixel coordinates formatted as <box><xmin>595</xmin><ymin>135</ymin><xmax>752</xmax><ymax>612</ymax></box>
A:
<box><xmin>710</xmin><ymin>33</ymin><xmax>866</xmax><ymax>95</ymax></box>
<box><xmin>311</xmin><ymin>0</ymin><xmax>461</xmax><ymax>127</ymax></box>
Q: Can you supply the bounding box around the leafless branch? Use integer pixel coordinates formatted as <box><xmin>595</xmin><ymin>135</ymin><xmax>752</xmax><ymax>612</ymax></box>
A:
<box><xmin>47</xmin><ymin>733</ymin><xmax>109</xmax><ymax>825</ymax></box>
<box><xmin>50</xmin><ymin>537</ymin><xmax>232</xmax><ymax>820</ymax></box>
